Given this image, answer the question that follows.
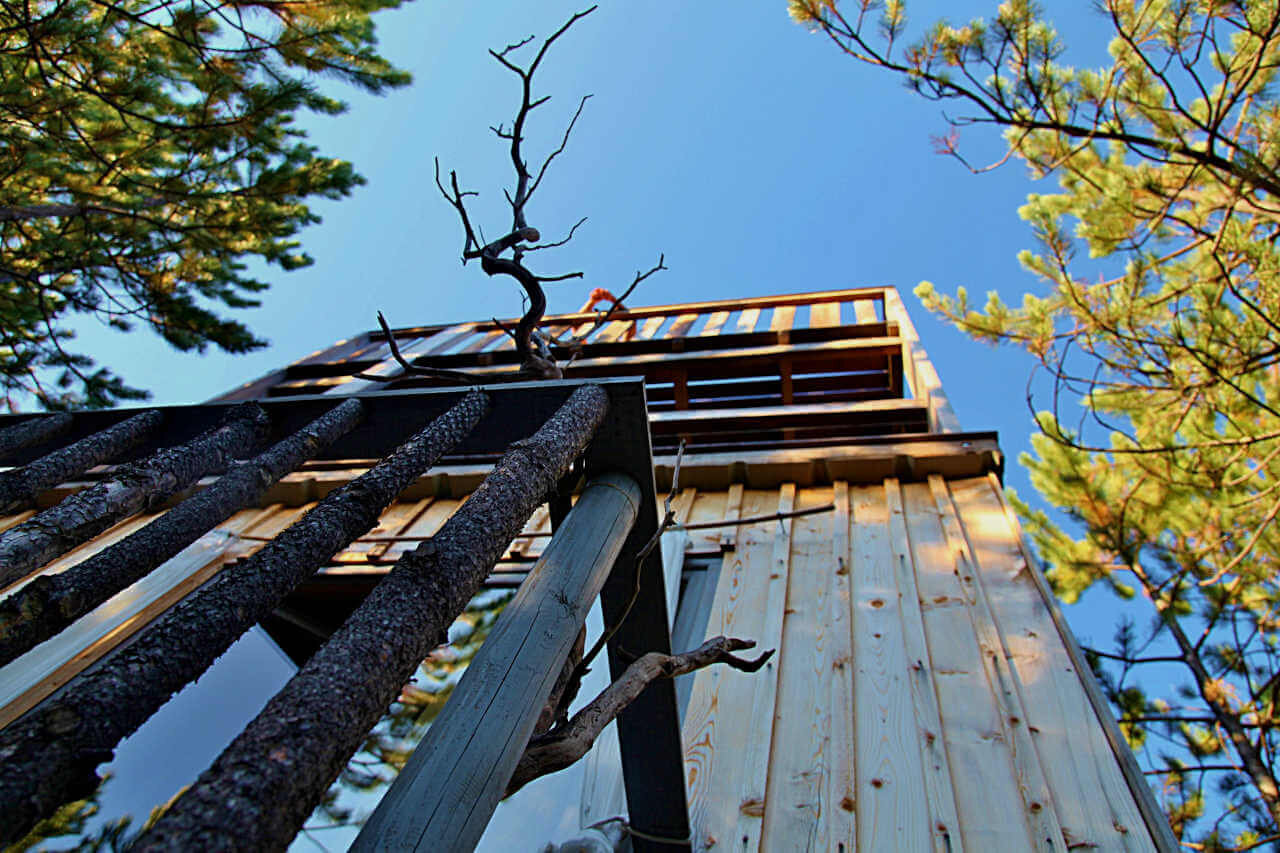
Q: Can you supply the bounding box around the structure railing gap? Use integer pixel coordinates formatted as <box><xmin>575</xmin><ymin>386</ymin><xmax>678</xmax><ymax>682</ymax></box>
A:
<box><xmin>0</xmin><ymin>379</ymin><xmax>681</xmax><ymax>852</ymax></box>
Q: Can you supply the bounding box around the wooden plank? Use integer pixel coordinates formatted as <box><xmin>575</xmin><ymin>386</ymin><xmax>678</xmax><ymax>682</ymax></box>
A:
<box><xmin>762</xmin><ymin>487</ymin><xmax>833</xmax><ymax>850</ymax></box>
<box><xmin>638</xmin><ymin>315</ymin><xmax>666</xmax><ymax>340</ymax></box>
<box><xmin>579</xmin><ymin>488</ymin><xmax>698</xmax><ymax>832</ymax></box>
<box><xmin>459</xmin><ymin>328</ymin><xmax>506</xmax><ymax>354</ymax></box>
<box><xmin>852</xmin><ymin>482</ymin><xmax>943</xmax><ymax>851</ymax></box>
<box><xmin>733</xmin><ymin>483</ymin><xmax>795</xmax><ymax>851</ymax></box>
<box><xmin>953</xmin><ymin>476</ymin><xmax>1160</xmax><ymax>851</ymax></box>
<box><xmin>665</xmin><ymin>313</ymin><xmax>699</xmax><ymax>339</ymax></box>
<box><xmin>900</xmin><ymin>481</ymin><xmax>1034</xmax><ymax>851</ymax></box>
<box><xmin>0</xmin><ymin>506</ymin><xmax>281</xmax><ymax>727</ymax></box>
<box><xmin>596</xmin><ymin>319</ymin><xmax>635</xmax><ymax>344</ymax></box>
<box><xmin>737</xmin><ymin>308</ymin><xmax>762</xmax><ymax>334</ymax></box>
<box><xmin>332</xmin><ymin>498</ymin><xmax>429</xmax><ymax>564</ymax></box>
<box><xmin>853</xmin><ymin>298</ymin><xmax>878</xmax><ymax>325</ymax></box>
<box><xmin>682</xmin><ymin>489</ymin><xmax>778</xmax><ymax>851</ymax></box>
<box><xmin>700</xmin><ymin>311</ymin><xmax>731</xmax><ymax>337</ymax></box>
<box><xmin>928</xmin><ymin>475</ymin><xmax>1067</xmax><ymax>852</ymax></box>
<box><xmin>883</xmin><ymin>288</ymin><xmax>960</xmax><ymax>433</ymax></box>
<box><xmin>720</xmin><ymin>483</ymin><xmax>745</xmax><ymax>551</ymax></box>
<box><xmin>825</xmin><ymin>482</ymin><xmax>856</xmax><ymax>850</ymax></box>
<box><xmin>810</xmin><ymin>302</ymin><xmax>840</xmax><ymax>328</ymax></box>
<box><xmin>327</xmin><ymin>336</ymin><xmax>440</xmax><ymax>395</ymax></box>
<box><xmin>770</xmin><ymin>305</ymin><xmax>796</xmax><ymax>334</ymax></box>
<box><xmin>353</xmin><ymin>473</ymin><xmax>642</xmax><ymax>852</ymax></box>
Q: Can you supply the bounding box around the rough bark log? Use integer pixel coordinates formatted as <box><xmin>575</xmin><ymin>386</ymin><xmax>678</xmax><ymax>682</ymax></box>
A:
<box><xmin>0</xmin><ymin>391</ymin><xmax>489</xmax><ymax>845</ymax></box>
<box><xmin>0</xmin><ymin>406</ymin><xmax>266</xmax><ymax>585</ymax></box>
<box><xmin>0</xmin><ymin>399</ymin><xmax>365</xmax><ymax>667</ymax></box>
<box><xmin>505</xmin><ymin>636</ymin><xmax>773</xmax><ymax>797</ymax></box>
<box><xmin>0</xmin><ymin>410</ymin><xmax>162</xmax><ymax>514</ymax></box>
<box><xmin>133</xmin><ymin>383</ymin><xmax>608</xmax><ymax>853</ymax></box>
<box><xmin>0</xmin><ymin>412</ymin><xmax>73</xmax><ymax>456</ymax></box>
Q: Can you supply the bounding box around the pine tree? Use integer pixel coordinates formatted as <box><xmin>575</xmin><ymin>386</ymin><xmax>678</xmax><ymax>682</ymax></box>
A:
<box><xmin>792</xmin><ymin>0</ymin><xmax>1280</xmax><ymax>847</ymax></box>
<box><xmin>0</xmin><ymin>0</ymin><xmax>409</xmax><ymax>410</ymax></box>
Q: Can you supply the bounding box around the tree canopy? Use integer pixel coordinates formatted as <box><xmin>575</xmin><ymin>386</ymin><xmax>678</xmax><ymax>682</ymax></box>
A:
<box><xmin>792</xmin><ymin>0</ymin><xmax>1280</xmax><ymax>847</ymax></box>
<box><xmin>0</xmin><ymin>0</ymin><xmax>409</xmax><ymax>410</ymax></box>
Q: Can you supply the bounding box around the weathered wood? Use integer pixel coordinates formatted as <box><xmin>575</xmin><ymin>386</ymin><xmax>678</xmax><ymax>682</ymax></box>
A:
<box><xmin>0</xmin><ymin>391</ymin><xmax>490</xmax><ymax>846</ymax></box>
<box><xmin>734</xmin><ymin>483</ymin><xmax>795</xmax><ymax>850</ymax></box>
<box><xmin>0</xmin><ymin>413</ymin><xmax>72</xmax><ymax>456</ymax></box>
<box><xmin>762</xmin><ymin>487</ymin><xmax>833</xmax><ymax>850</ymax></box>
<box><xmin>682</xmin><ymin>489</ymin><xmax>775</xmax><ymax>850</ymax></box>
<box><xmin>927</xmin><ymin>475</ymin><xmax>1067</xmax><ymax>852</ymax></box>
<box><xmin>0</xmin><ymin>410</ymin><xmax>162</xmax><ymax>513</ymax></box>
<box><xmin>852</xmin><ymin>482</ymin><xmax>939</xmax><ymax>850</ymax></box>
<box><xmin>578</xmin><ymin>486</ymin><xmax>695</xmax><ymax>831</ymax></box>
<box><xmin>0</xmin><ymin>506</ymin><xmax>280</xmax><ymax>729</ymax></box>
<box><xmin>853</xmin><ymin>298</ymin><xmax>878</xmax><ymax>325</ymax></box>
<box><xmin>901</xmin><ymin>481</ymin><xmax>1032</xmax><ymax>850</ymax></box>
<box><xmin>666</xmin><ymin>313</ymin><xmax>699</xmax><ymax>338</ymax></box>
<box><xmin>638</xmin><ymin>315</ymin><xmax>666</xmax><ymax>340</ymax></box>
<box><xmin>770</xmin><ymin>305</ymin><xmax>796</xmax><ymax>334</ymax></box>
<box><xmin>700</xmin><ymin>311</ymin><xmax>731</xmax><ymax>337</ymax></box>
<box><xmin>883</xmin><ymin>288</ymin><xmax>960</xmax><ymax>433</ymax></box>
<box><xmin>132</xmin><ymin>385</ymin><xmax>606</xmax><ymax>852</ymax></box>
<box><xmin>0</xmin><ymin>399</ymin><xmax>364</xmax><ymax>668</ymax></box>
<box><xmin>810</xmin><ymin>302</ymin><xmax>840</xmax><ymax>328</ymax></box>
<box><xmin>736</xmin><ymin>308</ymin><xmax>762</xmax><ymax>334</ymax></box>
<box><xmin>825</xmin><ymin>481</ymin><xmax>857</xmax><ymax>849</ymax></box>
<box><xmin>0</xmin><ymin>406</ymin><xmax>266</xmax><ymax>584</ymax></box>
<box><xmin>354</xmin><ymin>471</ymin><xmax>640</xmax><ymax>851</ymax></box>
<box><xmin>377</xmin><ymin>287</ymin><xmax>889</xmax><ymax>343</ymax></box>
<box><xmin>973</xmin><ymin>474</ymin><xmax>1173</xmax><ymax>852</ymax></box>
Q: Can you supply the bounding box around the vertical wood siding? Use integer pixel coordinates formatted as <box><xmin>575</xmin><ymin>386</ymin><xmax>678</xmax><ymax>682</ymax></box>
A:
<box><xmin>679</xmin><ymin>478</ymin><xmax>1157</xmax><ymax>852</ymax></box>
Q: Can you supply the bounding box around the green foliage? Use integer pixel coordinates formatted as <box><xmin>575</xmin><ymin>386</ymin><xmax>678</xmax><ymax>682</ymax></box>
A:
<box><xmin>0</xmin><ymin>0</ymin><xmax>409</xmax><ymax>410</ymax></box>
<box><xmin>796</xmin><ymin>0</ymin><xmax>1280</xmax><ymax>847</ymax></box>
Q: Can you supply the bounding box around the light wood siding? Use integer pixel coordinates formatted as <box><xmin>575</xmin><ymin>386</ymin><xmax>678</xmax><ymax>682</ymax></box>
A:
<box><xmin>677</xmin><ymin>478</ymin><xmax>1156</xmax><ymax>852</ymax></box>
<box><xmin>0</xmin><ymin>475</ymin><xmax>1159</xmax><ymax>851</ymax></box>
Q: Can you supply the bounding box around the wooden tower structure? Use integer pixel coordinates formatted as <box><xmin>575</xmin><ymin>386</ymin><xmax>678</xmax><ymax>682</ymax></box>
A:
<box><xmin>0</xmin><ymin>287</ymin><xmax>1174</xmax><ymax>851</ymax></box>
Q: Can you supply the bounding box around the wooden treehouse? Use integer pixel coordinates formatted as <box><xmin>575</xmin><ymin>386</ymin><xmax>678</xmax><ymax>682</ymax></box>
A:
<box><xmin>0</xmin><ymin>287</ymin><xmax>1174</xmax><ymax>851</ymax></box>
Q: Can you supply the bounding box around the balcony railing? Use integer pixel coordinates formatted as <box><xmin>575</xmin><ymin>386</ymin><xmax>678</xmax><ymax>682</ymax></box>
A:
<box><xmin>220</xmin><ymin>287</ymin><xmax>961</xmax><ymax>446</ymax></box>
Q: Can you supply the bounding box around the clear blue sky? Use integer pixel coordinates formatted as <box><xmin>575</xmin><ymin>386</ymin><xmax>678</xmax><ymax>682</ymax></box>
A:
<box><xmin>62</xmin><ymin>2</ymin><xmax>1141</xmax><ymax>847</ymax></box>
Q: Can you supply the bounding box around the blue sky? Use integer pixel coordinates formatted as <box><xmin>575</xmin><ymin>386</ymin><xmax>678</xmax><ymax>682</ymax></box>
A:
<box><xmin>61</xmin><ymin>2</ymin><xmax>1148</xmax><ymax>846</ymax></box>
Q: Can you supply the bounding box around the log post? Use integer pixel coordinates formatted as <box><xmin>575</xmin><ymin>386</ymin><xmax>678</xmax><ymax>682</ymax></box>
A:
<box><xmin>353</xmin><ymin>471</ymin><xmax>641</xmax><ymax>852</ymax></box>
<box><xmin>0</xmin><ymin>410</ymin><xmax>162</xmax><ymax>514</ymax></box>
<box><xmin>0</xmin><ymin>398</ymin><xmax>366</xmax><ymax>667</ymax></box>
<box><xmin>131</xmin><ymin>383</ymin><xmax>609</xmax><ymax>852</ymax></box>
<box><xmin>0</xmin><ymin>405</ymin><xmax>266</xmax><ymax>584</ymax></box>
<box><xmin>0</xmin><ymin>390</ymin><xmax>490</xmax><ymax>846</ymax></box>
<box><xmin>0</xmin><ymin>412</ymin><xmax>73</xmax><ymax>456</ymax></box>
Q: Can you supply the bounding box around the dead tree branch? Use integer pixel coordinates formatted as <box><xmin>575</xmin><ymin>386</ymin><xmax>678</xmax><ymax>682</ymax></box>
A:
<box><xmin>505</xmin><ymin>636</ymin><xmax>774</xmax><ymax>796</ymax></box>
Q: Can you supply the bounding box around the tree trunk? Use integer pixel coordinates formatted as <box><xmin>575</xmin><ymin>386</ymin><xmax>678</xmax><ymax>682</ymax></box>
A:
<box><xmin>133</xmin><ymin>384</ymin><xmax>608</xmax><ymax>852</ymax></box>
<box><xmin>0</xmin><ymin>399</ymin><xmax>365</xmax><ymax>668</ymax></box>
<box><xmin>0</xmin><ymin>410</ymin><xmax>162</xmax><ymax>514</ymax></box>
<box><xmin>0</xmin><ymin>406</ymin><xmax>265</xmax><ymax>584</ymax></box>
<box><xmin>0</xmin><ymin>412</ymin><xmax>73</xmax><ymax>456</ymax></box>
<box><xmin>0</xmin><ymin>390</ymin><xmax>489</xmax><ymax>846</ymax></box>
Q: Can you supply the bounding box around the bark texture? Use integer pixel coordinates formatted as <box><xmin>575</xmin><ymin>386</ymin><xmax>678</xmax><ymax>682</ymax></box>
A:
<box><xmin>0</xmin><ymin>406</ymin><xmax>265</xmax><ymax>585</ymax></box>
<box><xmin>0</xmin><ymin>399</ymin><xmax>365</xmax><ymax>667</ymax></box>
<box><xmin>0</xmin><ymin>410</ymin><xmax>162</xmax><ymax>514</ymax></box>
<box><xmin>0</xmin><ymin>412</ymin><xmax>73</xmax><ymax>456</ymax></box>
<box><xmin>0</xmin><ymin>390</ymin><xmax>489</xmax><ymax>845</ymax></box>
<box><xmin>133</xmin><ymin>384</ymin><xmax>608</xmax><ymax>853</ymax></box>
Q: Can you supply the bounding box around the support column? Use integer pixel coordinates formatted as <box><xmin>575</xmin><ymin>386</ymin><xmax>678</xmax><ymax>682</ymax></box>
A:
<box><xmin>353</xmin><ymin>471</ymin><xmax>641</xmax><ymax>852</ymax></box>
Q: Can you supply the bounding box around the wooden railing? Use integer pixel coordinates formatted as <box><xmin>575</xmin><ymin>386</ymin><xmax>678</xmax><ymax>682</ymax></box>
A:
<box><xmin>218</xmin><ymin>287</ymin><xmax>961</xmax><ymax>448</ymax></box>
